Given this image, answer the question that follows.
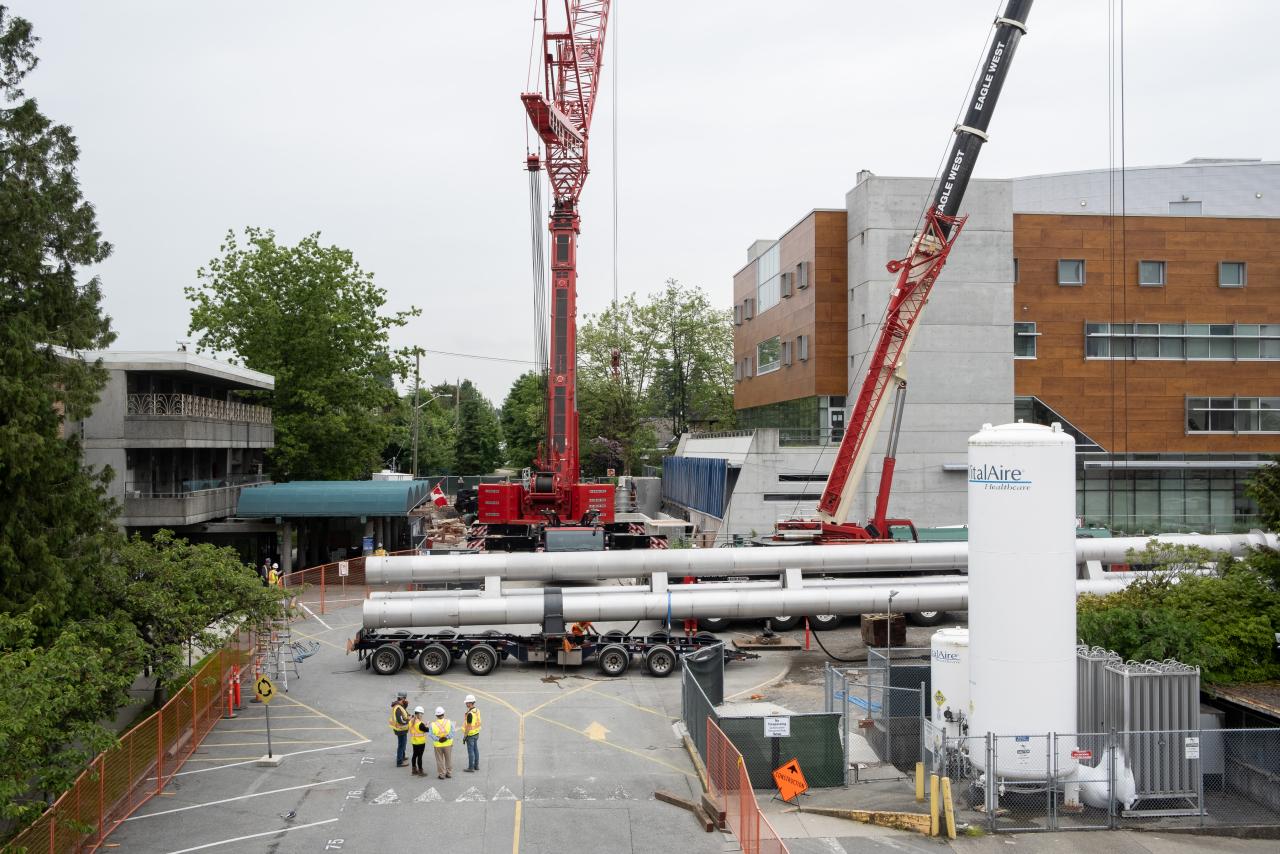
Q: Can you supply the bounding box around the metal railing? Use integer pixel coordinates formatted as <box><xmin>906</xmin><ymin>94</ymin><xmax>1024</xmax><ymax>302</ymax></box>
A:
<box><xmin>123</xmin><ymin>474</ymin><xmax>270</xmax><ymax>499</ymax></box>
<box><xmin>778</xmin><ymin>427</ymin><xmax>844</xmax><ymax>447</ymax></box>
<box><xmin>126</xmin><ymin>393</ymin><xmax>272</xmax><ymax>424</ymax></box>
<box><xmin>7</xmin><ymin>630</ymin><xmax>256</xmax><ymax>853</ymax></box>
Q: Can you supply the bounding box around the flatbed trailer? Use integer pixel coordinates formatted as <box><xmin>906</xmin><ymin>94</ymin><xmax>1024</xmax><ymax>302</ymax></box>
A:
<box><xmin>349</xmin><ymin>627</ymin><xmax>756</xmax><ymax>679</ymax></box>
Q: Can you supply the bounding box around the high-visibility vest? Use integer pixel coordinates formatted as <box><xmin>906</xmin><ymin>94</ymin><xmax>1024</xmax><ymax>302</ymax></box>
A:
<box><xmin>389</xmin><ymin>703</ymin><xmax>409</xmax><ymax>732</ymax></box>
<box><xmin>463</xmin><ymin>706</ymin><xmax>482</xmax><ymax>737</ymax></box>
<box><xmin>268</xmin><ymin>569</ymin><xmax>280</xmax><ymax>586</ymax></box>
<box><xmin>430</xmin><ymin>718</ymin><xmax>454</xmax><ymax>747</ymax></box>
<box><xmin>410</xmin><ymin>718</ymin><xmax>428</xmax><ymax>746</ymax></box>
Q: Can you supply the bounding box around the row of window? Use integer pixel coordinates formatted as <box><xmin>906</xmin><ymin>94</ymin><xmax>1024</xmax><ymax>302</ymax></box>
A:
<box><xmin>736</xmin><ymin>334</ymin><xmax>810</xmax><ymax>380</ymax></box>
<box><xmin>1050</xmin><ymin>258</ymin><xmax>1247</xmax><ymax>288</ymax></box>
<box><xmin>1085</xmin><ymin>322</ymin><xmax>1280</xmax><ymax>360</ymax></box>
<box><xmin>735</xmin><ymin>249</ymin><xmax>811</xmax><ymax>325</ymax></box>
<box><xmin>1186</xmin><ymin>397</ymin><xmax>1280</xmax><ymax>434</ymax></box>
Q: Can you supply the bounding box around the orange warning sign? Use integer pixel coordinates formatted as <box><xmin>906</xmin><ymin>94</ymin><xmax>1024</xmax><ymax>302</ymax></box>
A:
<box><xmin>772</xmin><ymin>758</ymin><xmax>809</xmax><ymax>802</ymax></box>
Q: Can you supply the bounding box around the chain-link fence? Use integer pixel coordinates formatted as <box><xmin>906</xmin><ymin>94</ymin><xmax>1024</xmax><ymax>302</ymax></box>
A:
<box><xmin>826</xmin><ymin>661</ymin><xmax>925</xmax><ymax>782</ymax></box>
<box><xmin>8</xmin><ymin>630</ymin><xmax>256</xmax><ymax>853</ymax></box>
<box><xmin>926</xmin><ymin>725</ymin><xmax>1280</xmax><ymax>833</ymax></box>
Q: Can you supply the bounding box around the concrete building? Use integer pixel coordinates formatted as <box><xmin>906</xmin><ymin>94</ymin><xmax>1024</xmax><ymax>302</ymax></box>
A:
<box><xmin>668</xmin><ymin>158</ymin><xmax>1280</xmax><ymax>541</ymax></box>
<box><xmin>66</xmin><ymin>350</ymin><xmax>274</xmax><ymax>542</ymax></box>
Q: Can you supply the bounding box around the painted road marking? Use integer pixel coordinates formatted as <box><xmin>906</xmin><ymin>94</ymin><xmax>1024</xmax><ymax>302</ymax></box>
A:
<box><xmin>300</xmin><ymin>604</ymin><xmax>332</xmax><ymax>631</ymax></box>
<box><xmin>161</xmin><ymin>818</ymin><xmax>338</xmax><ymax>853</ymax></box>
<box><xmin>492</xmin><ymin>785</ymin><xmax>517</xmax><ymax>800</ymax></box>
<box><xmin>126</xmin><ymin>776</ymin><xmax>355</xmax><ymax>821</ymax></box>
<box><xmin>530</xmin><ymin>713</ymin><xmax>695</xmax><ymax>778</ymax></box>
<box><xmin>456</xmin><ymin>786</ymin><xmax>487</xmax><ymax>802</ymax></box>
<box><xmin>585</xmin><ymin>721</ymin><xmax>610</xmax><ymax>741</ymax></box>
<box><xmin>371</xmin><ymin>788</ymin><xmax>399</xmax><ymax>805</ymax></box>
<box><xmin>160</xmin><ymin>740</ymin><xmax>371</xmax><ymax>777</ymax></box>
<box><xmin>414</xmin><ymin>787</ymin><xmax>443</xmax><ymax>803</ymax></box>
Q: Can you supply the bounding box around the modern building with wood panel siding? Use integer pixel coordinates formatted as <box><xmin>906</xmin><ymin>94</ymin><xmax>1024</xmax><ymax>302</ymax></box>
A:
<box><xmin>698</xmin><ymin>159</ymin><xmax>1280</xmax><ymax>540</ymax></box>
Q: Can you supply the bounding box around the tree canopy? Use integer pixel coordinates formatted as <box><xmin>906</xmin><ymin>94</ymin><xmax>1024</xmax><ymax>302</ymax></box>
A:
<box><xmin>499</xmin><ymin>371</ymin><xmax>544</xmax><ymax>470</ymax></box>
<box><xmin>454</xmin><ymin>380</ymin><xmax>503</xmax><ymax>474</ymax></box>
<box><xmin>186</xmin><ymin>228</ymin><xmax>418</xmax><ymax>480</ymax></box>
<box><xmin>1247</xmin><ymin>456</ymin><xmax>1280</xmax><ymax>532</ymax></box>
<box><xmin>0</xmin><ymin>7</ymin><xmax>119</xmax><ymax>634</ymax></box>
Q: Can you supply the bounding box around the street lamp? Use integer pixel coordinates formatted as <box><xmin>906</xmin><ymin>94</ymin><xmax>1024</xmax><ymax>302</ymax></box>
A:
<box><xmin>886</xmin><ymin>588</ymin><xmax>900</xmax><ymax>662</ymax></box>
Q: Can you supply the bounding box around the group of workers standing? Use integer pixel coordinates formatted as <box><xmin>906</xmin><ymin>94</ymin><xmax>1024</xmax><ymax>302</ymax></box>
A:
<box><xmin>389</xmin><ymin>692</ymin><xmax>481</xmax><ymax>779</ymax></box>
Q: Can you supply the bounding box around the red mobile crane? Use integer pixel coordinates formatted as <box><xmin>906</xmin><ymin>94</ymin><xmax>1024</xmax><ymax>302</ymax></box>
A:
<box><xmin>474</xmin><ymin>1</ymin><xmax>652</xmax><ymax>552</ymax></box>
<box><xmin>777</xmin><ymin>0</ymin><xmax>1033</xmax><ymax>545</ymax></box>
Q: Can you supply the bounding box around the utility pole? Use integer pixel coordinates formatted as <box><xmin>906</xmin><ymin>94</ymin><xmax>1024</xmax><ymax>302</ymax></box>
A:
<box><xmin>411</xmin><ymin>351</ymin><xmax>421</xmax><ymax>477</ymax></box>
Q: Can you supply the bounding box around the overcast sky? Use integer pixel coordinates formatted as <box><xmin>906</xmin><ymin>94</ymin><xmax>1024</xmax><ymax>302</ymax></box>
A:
<box><xmin>11</xmin><ymin>1</ymin><xmax>1277</xmax><ymax>402</ymax></box>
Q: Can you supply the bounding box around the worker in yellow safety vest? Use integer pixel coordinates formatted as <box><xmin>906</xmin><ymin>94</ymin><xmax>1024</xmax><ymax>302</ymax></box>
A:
<box><xmin>430</xmin><ymin>706</ymin><xmax>454</xmax><ymax>779</ymax></box>
<box><xmin>389</xmin><ymin>691</ymin><xmax>410</xmax><ymax>767</ymax></box>
<box><xmin>267</xmin><ymin>563</ymin><xmax>281</xmax><ymax>587</ymax></box>
<box><xmin>462</xmin><ymin>694</ymin><xmax>482</xmax><ymax>772</ymax></box>
<box><xmin>408</xmin><ymin>706</ymin><xmax>428</xmax><ymax>776</ymax></box>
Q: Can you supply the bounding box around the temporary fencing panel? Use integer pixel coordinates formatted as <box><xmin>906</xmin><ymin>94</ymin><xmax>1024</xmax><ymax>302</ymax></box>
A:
<box><xmin>718</xmin><ymin>714</ymin><xmax>844</xmax><ymax>789</ymax></box>
<box><xmin>8</xmin><ymin>630</ymin><xmax>255</xmax><ymax>853</ymax></box>
<box><xmin>706</xmin><ymin>718</ymin><xmax>789</xmax><ymax>854</ymax></box>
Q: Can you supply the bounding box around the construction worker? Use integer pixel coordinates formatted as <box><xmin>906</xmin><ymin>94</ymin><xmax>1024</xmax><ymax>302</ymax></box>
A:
<box><xmin>389</xmin><ymin>691</ymin><xmax>410</xmax><ymax>767</ymax></box>
<box><xmin>430</xmin><ymin>706</ymin><xmax>454</xmax><ymax>779</ymax></box>
<box><xmin>462</xmin><ymin>694</ymin><xmax>481</xmax><ymax>772</ymax></box>
<box><xmin>268</xmin><ymin>562</ymin><xmax>282</xmax><ymax>588</ymax></box>
<box><xmin>409</xmin><ymin>706</ymin><xmax>428</xmax><ymax>776</ymax></box>
<box><xmin>373</xmin><ymin>542</ymin><xmax>388</xmax><ymax>556</ymax></box>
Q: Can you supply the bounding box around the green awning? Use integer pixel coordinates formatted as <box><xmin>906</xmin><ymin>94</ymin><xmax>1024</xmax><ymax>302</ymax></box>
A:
<box><xmin>235</xmin><ymin>481</ymin><xmax>430</xmax><ymax>518</ymax></box>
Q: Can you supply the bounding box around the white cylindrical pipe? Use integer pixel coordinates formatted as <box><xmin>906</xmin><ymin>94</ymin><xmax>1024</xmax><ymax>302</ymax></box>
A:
<box><xmin>367</xmin><ymin>531</ymin><xmax>1277</xmax><ymax>586</ymax></box>
<box><xmin>967</xmin><ymin>422</ymin><xmax>1078</xmax><ymax>780</ymax></box>
<box><xmin>360</xmin><ymin>576</ymin><xmax>1131</xmax><ymax>630</ymax></box>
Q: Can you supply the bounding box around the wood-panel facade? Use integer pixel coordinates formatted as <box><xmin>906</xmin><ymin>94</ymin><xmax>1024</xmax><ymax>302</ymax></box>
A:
<box><xmin>733</xmin><ymin>210</ymin><xmax>848</xmax><ymax>411</ymax></box>
<box><xmin>1013</xmin><ymin>213</ymin><xmax>1280</xmax><ymax>453</ymax></box>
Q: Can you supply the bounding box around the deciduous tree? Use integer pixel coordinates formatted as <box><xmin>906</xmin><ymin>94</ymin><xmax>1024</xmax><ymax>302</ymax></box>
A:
<box><xmin>0</xmin><ymin>7</ymin><xmax>119</xmax><ymax>634</ymax></box>
<box><xmin>186</xmin><ymin>228</ymin><xmax>419</xmax><ymax>480</ymax></box>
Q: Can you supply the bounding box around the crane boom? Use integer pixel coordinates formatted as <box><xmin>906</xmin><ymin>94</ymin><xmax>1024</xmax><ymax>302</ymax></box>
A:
<box><xmin>814</xmin><ymin>0</ymin><xmax>1033</xmax><ymax>535</ymax></box>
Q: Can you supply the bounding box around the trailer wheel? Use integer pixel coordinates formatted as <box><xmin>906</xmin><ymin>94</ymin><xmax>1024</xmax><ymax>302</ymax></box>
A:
<box><xmin>908</xmin><ymin>610</ymin><xmax>946</xmax><ymax>627</ymax></box>
<box><xmin>417</xmin><ymin>643</ymin><xmax>452</xmax><ymax>676</ymax></box>
<box><xmin>699</xmin><ymin>617</ymin><xmax>731</xmax><ymax>631</ymax></box>
<box><xmin>371</xmin><ymin>644</ymin><xmax>404</xmax><ymax>676</ymax></box>
<box><xmin>767</xmin><ymin>616</ymin><xmax>800</xmax><ymax>631</ymax></box>
<box><xmin>466</xmin><ymin>643</ymin><xmax>499</xmax><ymax>676</ymax></box>
<box><xmin>644</xmin><ymin>644</ymin><xmax>677</xmax><ymax>678</ymax></box>
<box><xmin>809</xmin><ymin>614</ymin><xmax>842</xmax><ymax>631</ymax></box>
<box><xmin>645</xmin><ymin>631</ymin><xmax>671</xmax><ymax>645</ymax></box>
<box><xmin>597</xmin><ymin>644</ymin><xmax>631</xmax><ymax>677</ymax></box>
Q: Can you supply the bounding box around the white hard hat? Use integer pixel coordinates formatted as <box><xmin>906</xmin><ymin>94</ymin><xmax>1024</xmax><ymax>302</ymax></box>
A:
<box><xmin>434</xmin><ymin>706</ymin><xmax>445</xmax><ymax>716</ymax></box>
<box><xmin>413</xmin><ymin>705</ymin><xmax>425</xmax><ymax>715</ymax></box>
<box><xmin>272</xmin><ymin>562</ymin><xmax>279</xmax><ymax>568</ymax></box>
<box><xmin>465</xmin><ymin>694</ymin><xmax>476</xmax><ymax>704</ymax></box>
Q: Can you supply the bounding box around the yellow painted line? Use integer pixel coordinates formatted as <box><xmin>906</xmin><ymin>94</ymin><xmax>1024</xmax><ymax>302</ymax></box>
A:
<box><xmin>585</xmin><ymin>684</ymin><xmax>670</xmax><ymax>718</ymax></box>
<box><xmin>210</xmin><ymin>727</ymin><xmax>344</xmax><ymax>733</ymax></box>
<box><xmin>512</xmin><ymin>799</ymin><xmax>522</xmax><ymax>854</ymax></box>
<box><xmin>290</xmin><ymin>628</ymin><xmax>345</xmax><ymax>651</ymax></box>
<box><xmin>192</xmin><ymin>737</ymin><xmax>350</xmax><ymax>742</ymax></box>
<box><xmin>523</xmin><ymin>679</ymin><xmax>596</xmax><ymax>717</ymax></box>
<box><xmin>724</xmin><ymin>666</ymin><xmax>790</xmax><ymax>701</ymax></box>
<box><xmin>419</xmin><ymin>674</ymin><xmax>525</xmax><ymax>774</ymax></box>
<box><xmin>529</xmin><ymin>713</ymin><xmax>696</xmax><ymax>778</ymax></box>
<box><xmin>274</xmin><ymin>694</ymin><xmax>370</xmax><ymax>742</ymax></box>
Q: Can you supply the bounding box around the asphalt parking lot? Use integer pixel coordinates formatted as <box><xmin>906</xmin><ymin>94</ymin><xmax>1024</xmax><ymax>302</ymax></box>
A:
<box><xmin>106</xmin><ymin>605</ymin><xmax>1280</xmax><ymax>854</ymax></box>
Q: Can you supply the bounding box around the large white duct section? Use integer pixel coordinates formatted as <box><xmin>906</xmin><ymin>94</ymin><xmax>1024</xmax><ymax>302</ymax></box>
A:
<box><xmin>364</xmin><ymin>531</ymin><xmax>1277</xmax><ymax>586</ymax></box>
<box><xmin>361</xmin><ymin>577</ymin><xmax>1134</xmax><ymax>629</ymax></box>
<box><xmin>967</xmin><ymin>422</ymin><xmax>1078</xmax><ymax>780</ymax></box>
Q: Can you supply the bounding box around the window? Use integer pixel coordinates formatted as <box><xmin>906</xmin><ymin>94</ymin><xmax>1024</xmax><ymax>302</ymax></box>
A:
<box><xmin>1085</xmin><ymin>321</ymin><xmax>1280</xmax><ymax>361</ymax></box>
<box><xmin>756</xmin><ymin>243</ymin><xmax>781</xmax><ymax>313</ymax></box>
<box><xmin>796</xmin><ymin>262</ymin><xmax>809</xmax><ymax>290</ymax></box>
<box><xmin>1138</xmin><ymin>260</ymin><xmax>1165</xmax><ymax>287</ymax></box>
<box><xmin>1058</xmin><ymin>259</ymin><xmax>1085</xmax><ymax>286</ymax></box>
<box><xmin>797</xmin><ymin>334</ymin><xmax>809</xmax><ymax>362</ymax></box>
<box><xmin>780</xmin><ymin>271</ymin><xmax>792</xmax><ymax>298</ymax></box>
<box><xmin>763</xmin><ymin>492</ymin><xmax>823</xmax><ymax>502</ymax></box>
<box><xmin>782</xmin><ymin>339</ymin><xmax>793</xmax><ymax>366</ymax></box>
<box><xmin>778</xmin><ymin>473</ymin><xmax>828</xmax><ymax>482</ymax></box>
<box><xmin>756</xmin><ymin>337</ymin><xmax>782</xmax><ymax>375</ymax></box>
<box><xmin>733</xmin><ymin>304</ymin><xmax>742</xmax><ymax>326</ymax></box>
<box><xmin>743</xmin><ymin>298</ymin><xmax>754</xmax><ymax>320</ymax></box>
<box><xmin>1014</xmin><ymin>322</ymin><xmax>1038</xmax><ymax>359</ymax></box>
<box><xmin>1219</xmin><ymin>261</ymin><xmax>1246</xmax><ymax>288</ymax></box>
<box><xmin>1187</xmin><ymin>397</ymin><xmax>1280</xmax><ymax>433</ymax></box>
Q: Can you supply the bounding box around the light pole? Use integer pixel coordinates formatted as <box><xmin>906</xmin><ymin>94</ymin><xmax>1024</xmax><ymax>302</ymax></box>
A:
<box><xmin>410</xmin><ymin>350</ymin><xmax>446</xmax><ymax>478</ymax></box>
<box><xmin>886</xmin><ymin>588</ymin><xmax>900</xmax><ymax>661</ymax></box>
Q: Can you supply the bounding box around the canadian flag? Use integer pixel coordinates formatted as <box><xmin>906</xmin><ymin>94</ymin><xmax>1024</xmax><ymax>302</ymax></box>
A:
<box><xmin>431</xmin><ymin>482</ymin><xmax>449</xmax><ymax>508</ymax></box>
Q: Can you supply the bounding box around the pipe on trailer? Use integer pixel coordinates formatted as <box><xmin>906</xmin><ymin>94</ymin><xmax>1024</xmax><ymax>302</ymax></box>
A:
<box><xmin>366</xmin><ymin>532</ymin><xmax>1277</xmax><ymax>586</ymax></box>
<box><xmin>361</xmin><ymin>577</ymin><xmax>1133</xmax><ymax>630</ymax></box>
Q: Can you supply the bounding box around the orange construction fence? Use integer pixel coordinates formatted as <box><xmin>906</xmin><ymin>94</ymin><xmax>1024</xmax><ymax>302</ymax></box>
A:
<box><xmin>7</xmin><ymin>629</ymin><xmax>256</xmax><ymax>854</ymax></box>
<box><xmin>706</xmin><ymin>718</ymin><xmax>788</xmax><ymax>854</ymax></box>
<box><xmin>277</xmin><ymin>549</ymin><xmax>417</xmax><ymax>615</ymax></box>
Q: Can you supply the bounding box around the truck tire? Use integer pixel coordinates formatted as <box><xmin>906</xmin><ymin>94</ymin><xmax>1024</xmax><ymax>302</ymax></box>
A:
<box><xmin>417</xmin><ymin>643</ymin><xmax>452</xmax><ymax>676</ymax></box>
<box><xmin>767</xmin><ymin>616</ymin><xmax>800</xmax><ymax>631</ymax></box>
<box><xmin>809</xmin><ymin>614</ymin><xmax>842</xmax><ymax>631</ymax></box>
<box><xmin>597</xmin><ymin>644</ymin><xmax>631</xmax><ymax>677</ymax></box>
<box><xmin>371</xmin><ymin>644</ymin><xmax>404</xmax><ymax>676</ymax></box>
<box><xmin>699</xmin><ymin>617</ymin><xmax>731</xmax><ymax>632</ymax></box>
<box><xmin>908</xmin><ymin>610</ymin><xmax>946</xmax><ymax>627</ymax></box>
<box><xmin>645</xmin><ymin>630</ymin><xmax>671</xmax><ymax>645</ymax></box>
<box><xmin>644</xmin><ymin>644</ymin><xmax>677</xmax><ymax>678</ymax></box>
<box><xmin>466</xmin><ymin>643</ymin><xmax>499</xmax><ymax>676</ymax></box>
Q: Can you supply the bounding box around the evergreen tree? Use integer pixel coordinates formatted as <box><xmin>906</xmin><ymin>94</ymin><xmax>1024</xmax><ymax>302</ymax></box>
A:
<box><xmin>500</xmin><ymin>371</ymin><xmax>544</xmax><ymax>470</ymax></box>
<box><xmin>454</xmin><ymin>380</ymin><xmax>502</xmax><ymax>474</ymax></box>
<box><xmin>0</xmin><ymin>8</ymin><xmax>118</xmax><ymax>633</ymax></box>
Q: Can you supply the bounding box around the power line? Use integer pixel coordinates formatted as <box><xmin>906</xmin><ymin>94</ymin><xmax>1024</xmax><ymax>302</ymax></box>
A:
<box><xmin>420</xmin><ymin>348</ymin><xmax>539</xmax><ymax>366</ymax></box>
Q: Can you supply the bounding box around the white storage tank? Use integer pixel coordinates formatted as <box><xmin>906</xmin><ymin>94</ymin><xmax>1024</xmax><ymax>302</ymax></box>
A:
<box><xmin>930</xmin><ymin>627</ymin><xmax>970</xmax><ymax>738</ymax></box>
<box><xmin>967</xmin><ymin>422</ymin><xmax>1078</xmax><ymax>780</ymax></box>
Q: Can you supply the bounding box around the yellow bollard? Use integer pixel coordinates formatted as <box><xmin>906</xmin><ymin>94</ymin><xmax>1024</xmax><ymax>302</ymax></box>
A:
<box><xmin>941</xmin><ymin>776</ymin><xmax>957</xmax><ymax>840</ymax></box>
<box><xmin>929</xmin><ymin>774</ymin><xmax>940</xmax><ymax>836</ymax></box>
<box><xmin>915</xmin><ymin>762</ymin><xmax>925</xmax><ymax>802</ymax></box>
